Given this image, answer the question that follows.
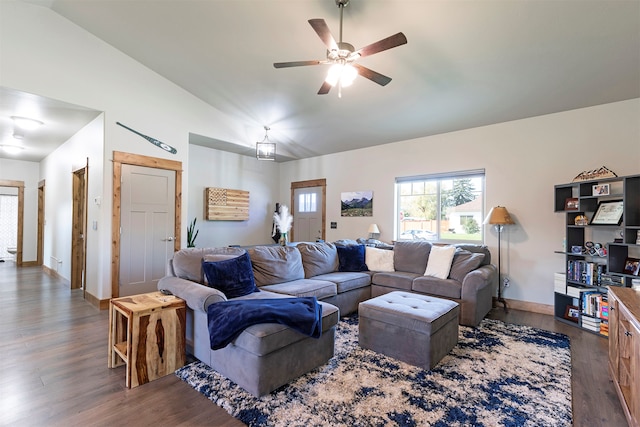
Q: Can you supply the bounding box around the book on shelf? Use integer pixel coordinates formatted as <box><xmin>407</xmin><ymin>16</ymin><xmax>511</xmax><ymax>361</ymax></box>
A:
<box><xmin>581</xmin><ymin>291</ymin><xmax>607</xmax><ymax>318</ymax></box>
<box><xmin>600</xmin><ymin>319</ymin><xmax>609</xmax><ymax>336</ymax></box>
<box><xmin>567</xmin><ymin>286</ymin><xmax>582</xmax><ymax>298</ymax></box>
<box><xmin>581</xmin><ymin>315</ymin><xmax>601</xmax><ymax>326</ymax></box>
<box><xmin>567</xmin><ymin>260</ymin><xmax>607</xmax><ymax>286</ymax></box>
<box><xmin>601</xmin><ymin>273</ymin><xmax>624</xmax><ymax>287</ymax></box>
<box><xmin>554</xmin><ymin>272</ymin><xmax>566</xmax><ymax>293</ymax></box>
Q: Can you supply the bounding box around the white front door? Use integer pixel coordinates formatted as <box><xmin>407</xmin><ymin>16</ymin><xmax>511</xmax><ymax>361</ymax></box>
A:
<box><xmin>119</xmin><ymin>164</ymin><xmax>176</xmax><ymax>296</ymax></box>
<box><xmin>293</xmin><ymin>186</ymin><xmax>323</xmax><ymax>242</ymax></box>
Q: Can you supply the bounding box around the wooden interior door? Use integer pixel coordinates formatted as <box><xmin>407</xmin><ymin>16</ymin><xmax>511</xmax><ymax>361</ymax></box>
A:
<box><xmin>111</xmin><ymin>151</ymin><xmax>182</xmax><ymax>300</ymax></box>
<box><xmin>71</xmin><ymin>165</ymin><xmax>88</xmax><ymax>291</ymax></box>
<box><xmin>37</xmin><ymin>180</ymin><xmax>45</xmax><ymax>266</ymax></box>
<box><xmin>119</xmin><ymin>164</ymin><xmax>176</xmax><ymax>296</ymax></box>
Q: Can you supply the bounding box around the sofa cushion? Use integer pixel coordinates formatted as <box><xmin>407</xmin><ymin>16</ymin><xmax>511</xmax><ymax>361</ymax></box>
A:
<box><xmin>412</xmin><ymin>276</ymin><xmax>462</xmax><ymax>299</ymax></box>
<box><xmin>248</xmin><ymin>246</ymin><xmax>305</xmax><ymax>287</ymax></box>
<box><xmin>230</xmin><ymin>294</ymin><xmax>340</xmax><ymax>356</ymax></box>
<box><xmin>424</xmin><ymin>245</ymin><xmax>456</xmax><ymax>279</ymax></box>
<box><xmin>297</xmin><ymin>242</ymin><xmax>339</xmax><ymax>278</ymax></box>
<box><xmin>260</xmin><ymin>279</ymin><xmax>337</xmax><ymax>300</ymax></box>
<box><xmin>393</xmin><ymin>241</ymin><xmax>432</xmax><ymax>274</ymax></box>
<box><xmin>311</xmin><ymin>271</ymin><xmax>371</xmax><ymax>293</ymax></box>
<box><xmin>448</xmin><ymin>250</ymin><xmax>485</xmax><ymax>283</ymax></box>
<box><xmin>454</xmin><ymin>244</ymin><xmax>492</xmax><ymax>266</ymax></box>
<box><xmin>365</xmin><ymin>246</ymin><xmax>395</xmax><ymax>272</ymax></box>
<box><xmin>336</xmin><ymin>244</ymin><xmax>368</xmax><ymax>272</ymax></box>
<box><xmin>202</xmin><ymin>252</ymin><xmax>260</xmax><ymax>299</ymax></box>
<box><xmin>172</xmin><ymin>247</ymin><xmax>246</xmax><ymax>284</ymax></box>
<box><xmin>371</xmin><ymin>271</ymin><xmax>420</xmax><ymax>291</ymax></box>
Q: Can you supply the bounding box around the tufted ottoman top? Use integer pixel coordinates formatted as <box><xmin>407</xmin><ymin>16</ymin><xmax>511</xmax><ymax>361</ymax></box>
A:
<box><xmin>359</xmin><ymin>291</ymin><xmax>459</xmax><ymax>334</ymax></box>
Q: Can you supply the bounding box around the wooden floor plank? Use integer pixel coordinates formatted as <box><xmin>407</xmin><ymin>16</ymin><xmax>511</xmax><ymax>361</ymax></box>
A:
<box><xmin>0</xmin><ymin>264</ymin><xmax>626</xmax><ymax>426</ymax></box>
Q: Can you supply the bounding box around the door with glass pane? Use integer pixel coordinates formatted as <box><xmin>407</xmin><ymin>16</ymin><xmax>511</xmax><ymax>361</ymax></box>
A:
<box><xmin>293</xmin><ymin>186</ymin><xmax>324</xmax><ymax>242</ymax></box>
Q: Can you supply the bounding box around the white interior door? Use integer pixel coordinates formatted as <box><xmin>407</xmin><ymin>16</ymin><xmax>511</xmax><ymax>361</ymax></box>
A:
<box><xmin>119</xmin><ymin>164</ymin><xmax>175</xmax><ymax>296</ymax></box>
<box><xmin>293</xmin><ymin>186</ymin><xmax>323</xmax><ymax>242</ymax></box>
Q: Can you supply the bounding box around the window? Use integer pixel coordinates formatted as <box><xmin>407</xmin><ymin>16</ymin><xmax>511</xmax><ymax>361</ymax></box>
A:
<box><xmin>298</xmin><ymin>192</ymin><xmax>317</xmax><ymax>213</ymax></box>
<box><xmin>396</xmin><ymin>170</ymin><xmax>485</xmax><ymax>243</ymax></box>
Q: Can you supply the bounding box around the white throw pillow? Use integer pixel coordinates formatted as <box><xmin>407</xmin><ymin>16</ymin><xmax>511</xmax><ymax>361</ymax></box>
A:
<box><xmin>365</xmin><ymin>247</ymin><xmax>395</xmax><ymax>272</ymax></box>
<box><xmin>424</xmin><ymin>245</ymin><xmax>456</xmax><ymax>279</ymax></box>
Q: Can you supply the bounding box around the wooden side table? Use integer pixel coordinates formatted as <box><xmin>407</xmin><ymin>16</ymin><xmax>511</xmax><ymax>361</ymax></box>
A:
<box><xmin>108</xmin><ymin>291</ymin><xmax>186</xmax><ymax>388</ymax></box>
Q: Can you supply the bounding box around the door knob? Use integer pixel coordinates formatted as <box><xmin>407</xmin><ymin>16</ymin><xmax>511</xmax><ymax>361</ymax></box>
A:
<box><xmin>163</xmin><ymin>237</ymin><xmax>174</xmax><ymax>242</ymax></box>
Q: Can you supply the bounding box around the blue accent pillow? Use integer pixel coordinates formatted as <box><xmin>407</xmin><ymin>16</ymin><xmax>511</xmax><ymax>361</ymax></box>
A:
<box><xmin>202</xmin><ymin>252</ymin><xmax>259</xmax><ymax>299</ymax></box>
<box><xmin>336</xmin><ymin>244</ymin><xmax>368</xmax><ymax>272</ymax></box>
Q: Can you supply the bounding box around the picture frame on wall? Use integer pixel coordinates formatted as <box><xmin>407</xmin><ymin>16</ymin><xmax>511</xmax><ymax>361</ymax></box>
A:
<box><xmin>592</xmin><ymin>183</ymin><xmax>610</xmax><ymax>196</ymax></box>
<box><xmin>590</xmin><ymin>200</ymin><xmax>623</xmax><ymax>225</ymax></box>
<box><xmin>341</xmin><ymin>191</ymin><xmax>373</xmax><ymax>217</ymax></box>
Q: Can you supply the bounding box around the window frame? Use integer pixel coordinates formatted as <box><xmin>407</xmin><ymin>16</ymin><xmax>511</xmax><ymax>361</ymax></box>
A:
<box><xmin>395</xmin><ymin>169</ymin><xmax>485</xmax><ymax>244</ymax></box>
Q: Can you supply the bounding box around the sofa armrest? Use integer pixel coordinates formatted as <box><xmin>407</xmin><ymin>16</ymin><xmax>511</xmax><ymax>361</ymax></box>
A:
<box><xmin>460</xmin><ymin>264</ymin><xmax>497</xmax><ymax>301</ymax></box>
<box><xmin>157</xmin><ymin>276</ymin><xmax>227</xmax><ymax>312</ymax></box>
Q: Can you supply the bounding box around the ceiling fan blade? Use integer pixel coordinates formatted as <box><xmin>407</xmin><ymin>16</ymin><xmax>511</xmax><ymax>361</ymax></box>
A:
<box><xmin>352</xmin><ymin>64</ymin><xmax>392</xmax><ymax>86</ymax></box>
<box><xmin>317</xmin><ymin>81</ymin><xmax>332</xmax><ymax>95</ymax></box>
<box><xmin>274</xmin><ymin>60</ymin><xmax>323</xmax><ymax>69</ymax></box>
<box><xmin>308</xmin><ymin>19</ymin><xmax>339</xmax><ymax>52</ymax></box>
<box><xmin>356</xmin><ymin>32</ymin><xmax>408</xmax><ymax>58</ymax></box>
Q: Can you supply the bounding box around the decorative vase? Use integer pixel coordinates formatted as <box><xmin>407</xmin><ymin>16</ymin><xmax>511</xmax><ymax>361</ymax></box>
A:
<box><xmin>280</xmin><ymin>233</ymin><xmax>288</xmax><ymax>246</ymax></box>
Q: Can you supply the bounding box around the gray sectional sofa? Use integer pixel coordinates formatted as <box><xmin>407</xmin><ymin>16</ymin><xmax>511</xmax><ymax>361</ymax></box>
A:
<box><xmin>157</xmin><ymin>240</ymin><xmax>496</xmax><ymax>396</ymax></box>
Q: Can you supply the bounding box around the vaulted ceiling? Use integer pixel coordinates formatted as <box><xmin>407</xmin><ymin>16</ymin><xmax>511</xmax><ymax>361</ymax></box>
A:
<box><xmin>2</xmin><ymin>0</ymin><xmax>639</xmax><ymax>162</ymax></box>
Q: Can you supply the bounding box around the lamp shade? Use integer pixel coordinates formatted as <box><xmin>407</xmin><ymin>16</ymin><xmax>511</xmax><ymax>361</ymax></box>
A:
<box><xmin>368</xmin><ymin>224</ymin><xmax>380</xmax><ymax>234</ymax></box>
<box><xmin>483</xmin><ymin>206</ymin><xmax>515</xmax><ymax>225</ymax></box>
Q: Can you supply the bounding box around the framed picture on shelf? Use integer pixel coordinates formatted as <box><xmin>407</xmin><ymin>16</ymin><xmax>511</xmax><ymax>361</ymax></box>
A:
<box><xmin>564</xmin><ymin>305</ymin><xmax>580</xmax><ymax>323</ymax></box>
<box><xmin>564</xmin><ymin>198</ymin><xmax>579</xmax><ymax>211</ymax></box>
<box><xmin>623</xmin><ymin>257</ymin><xmax>640</xmax><ymax>276</ymax></box>
<box><xmin>590</xmin><ymin>200</ymin><xmax>623</xmax><ymax>225</ymax></box>
<box><xmin>592</xmin><ymin>184</ymin><xmax>610</xmax><ymax>196</ymax></box>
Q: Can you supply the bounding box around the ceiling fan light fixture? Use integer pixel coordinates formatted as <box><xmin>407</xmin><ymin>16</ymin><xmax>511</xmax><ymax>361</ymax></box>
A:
<box><xmin>325</xmin><ymin>63</ymin><xmax>357</xmax><ymax>87</ymax></box>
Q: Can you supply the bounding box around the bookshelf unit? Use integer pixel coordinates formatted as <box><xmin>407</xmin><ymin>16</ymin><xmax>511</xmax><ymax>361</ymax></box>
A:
<box><xmin>554</xmin><ymin>174</ymin><xmax>640</xmax><ymax>336</ymax></box>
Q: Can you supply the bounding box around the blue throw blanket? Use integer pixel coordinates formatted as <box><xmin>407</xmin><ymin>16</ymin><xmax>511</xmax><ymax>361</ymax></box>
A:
<box><xmin>207</xmin><ymin>297</ymin><xmax>323</xmax><ymax>350</ymax></box>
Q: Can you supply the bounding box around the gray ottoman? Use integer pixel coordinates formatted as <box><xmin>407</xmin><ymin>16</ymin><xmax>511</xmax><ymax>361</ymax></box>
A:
<box><xmin>358</xmin><ymin>291</ymin><xmax>459</xmax><ymax>369</ymax></box>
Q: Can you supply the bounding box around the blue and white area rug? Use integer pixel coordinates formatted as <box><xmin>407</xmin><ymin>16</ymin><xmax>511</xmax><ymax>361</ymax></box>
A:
<box><xmin>176</xmin><ymin>317</ymin><xmax>571</xmax><ymax>427</ymax></box>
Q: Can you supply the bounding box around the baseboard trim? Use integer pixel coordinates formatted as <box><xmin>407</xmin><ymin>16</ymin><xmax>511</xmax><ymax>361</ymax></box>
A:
<box><xmin>84</xmin><ymin>292</ymin><xmax>110</xmax><ymax>310</ymax></box>
<box><xmin>42</xmin><ymin>265</ymin><xmax>70</xmax><ymax>285</ymax></box>
<box><xmin>495</xmin><ymin>297</ymin><xmax>554</xmax><ymax>316</ymax></box>
<box><xmin>41</xmin><ymin>266</ymin><xmax>110</xmax><ymax>310</ymax></box>
<box><xmin>21</xmin><ymin>261</ymin><xmax>38</xmax><ymax>267</ymax></box>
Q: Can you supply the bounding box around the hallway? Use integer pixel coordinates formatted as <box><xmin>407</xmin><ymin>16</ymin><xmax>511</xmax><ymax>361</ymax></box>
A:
<box><xmin>0</xmin><ymin>264</ymin><xmax>241</xmax><ymax>426</ymax></box>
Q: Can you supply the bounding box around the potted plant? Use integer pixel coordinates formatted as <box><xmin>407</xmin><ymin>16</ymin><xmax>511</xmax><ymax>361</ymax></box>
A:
<box><xmin>187</xmin><ymin>217</ymin><xmax>199</xmax><ymax>248</ymax></box>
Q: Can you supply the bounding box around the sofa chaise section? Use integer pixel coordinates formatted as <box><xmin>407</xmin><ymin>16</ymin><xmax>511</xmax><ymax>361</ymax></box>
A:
<box><xmin>158</xmin><ymin>246</ymin><xmax>339</xmax><ymax>397</ymax></box>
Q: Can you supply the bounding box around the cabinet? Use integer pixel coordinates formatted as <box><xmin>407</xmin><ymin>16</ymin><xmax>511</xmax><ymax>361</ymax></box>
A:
<box><xmin>554</xmin><ymin>174</ymin><xmax>640</xmax><ymax>335</ymax></box>
<box><xmin>608</xmin><ymin>287</ymin><xmax>640</xmax><ymax>427</ymax></box>
<box><xmin>108</xmin><ymin>291</ymin><xmax>186</xmax><ymax>388</ymax></box>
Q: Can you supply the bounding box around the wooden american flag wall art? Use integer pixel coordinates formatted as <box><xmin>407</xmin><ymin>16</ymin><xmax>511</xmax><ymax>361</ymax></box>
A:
<box><xmin>205</xmin><ymin>187</ymin><xmax>249</xmax><ymax>221</ymax></box>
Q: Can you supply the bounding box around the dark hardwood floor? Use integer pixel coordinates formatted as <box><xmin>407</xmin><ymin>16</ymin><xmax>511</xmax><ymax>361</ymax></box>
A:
<box><xmin>0</xmin><ymin>264</ymin><xmax>627</xmax><ymax>426</ymax></box>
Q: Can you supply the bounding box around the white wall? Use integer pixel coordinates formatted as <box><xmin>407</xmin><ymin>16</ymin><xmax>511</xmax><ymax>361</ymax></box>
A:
<box><xmin>0</xmin><ymin>1</ymin><xmax>260</xmax><ymax>300</ymax></box>
<box><xmin>39</xmin><ymin>114</ymin><xmax>105</xmax><ymax>296</ymax></box>
<box><xmin>280</xmin><ymin>99</ymin><xmax>640</xmax><ymax>306</ymax></box>
<box><xmin>188</xmin><ymin>144</ymin><xmax>280</xmax><ymax>247</ymax></box>
<box><xmin>0</xmin><ymin>158</ymin><xmax>40</xmax><ymax>260</ymax></box>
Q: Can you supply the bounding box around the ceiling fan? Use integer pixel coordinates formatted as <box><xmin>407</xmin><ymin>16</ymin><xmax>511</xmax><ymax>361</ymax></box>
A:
<box><xmin>273</xmin><ymin>0</ymin><xmax>407</xmax><ymax>96</ymax></box>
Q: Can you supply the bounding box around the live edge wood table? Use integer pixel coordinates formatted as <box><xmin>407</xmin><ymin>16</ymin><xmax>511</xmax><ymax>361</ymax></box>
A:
<box><xmin>108</xmin><ymin>291</ymin><xmax>186</xmax><ymax>388</ymax></box>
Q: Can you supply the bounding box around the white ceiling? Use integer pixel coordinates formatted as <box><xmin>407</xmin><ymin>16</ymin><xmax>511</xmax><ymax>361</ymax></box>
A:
<box><xmin>2</xmin><ymin>0</ymin><xmax>639</xmax><ymax>162</ymax></box>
